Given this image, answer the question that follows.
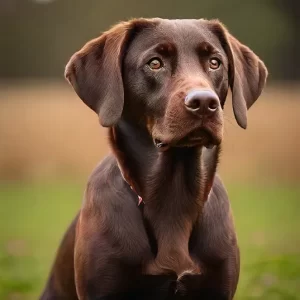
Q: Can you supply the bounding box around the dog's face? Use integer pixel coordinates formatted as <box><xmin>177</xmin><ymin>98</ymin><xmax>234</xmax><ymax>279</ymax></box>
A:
<box><xmin>65</xmin><ymin>18</ymin><xmax>267</xmax><ymax>150</ymax></box>
<box><xmin>123</xmin><ymin>20</ymin><xmax>231</xmax><ymax>150</ymax></box>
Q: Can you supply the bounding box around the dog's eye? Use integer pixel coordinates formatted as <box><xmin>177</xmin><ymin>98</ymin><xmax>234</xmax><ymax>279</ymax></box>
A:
<box><xmin>209</xmin><ymin>58</ymin><xmax>221</xmax><ymax>70</ymax></box>
<box><xmin>148</xmin><ymin>58</ymin><xmax>163</xmax><ymax>70</ymax></box>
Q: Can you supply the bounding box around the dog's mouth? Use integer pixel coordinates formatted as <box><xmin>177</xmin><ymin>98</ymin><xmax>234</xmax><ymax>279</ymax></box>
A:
<box><xmin>153</xmin><ymin>128</ymin><xmax>219</xmax><ymax>151</ymax></box>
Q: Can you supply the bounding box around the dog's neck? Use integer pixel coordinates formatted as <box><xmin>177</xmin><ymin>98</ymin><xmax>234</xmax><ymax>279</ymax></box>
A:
<box><xmin>109</xmin><ymin>119</ymin><xmax>157</xmax><ymax>197</ymax></box>
<box><xmin>109</xmin><ymin>119</ymin><xmax>219</xmax><ymax>275</ymax></box>
<box><xmin>109</xmin><ymin>119</ymin><xmax>218</xmax><ymax>201</ymax></box>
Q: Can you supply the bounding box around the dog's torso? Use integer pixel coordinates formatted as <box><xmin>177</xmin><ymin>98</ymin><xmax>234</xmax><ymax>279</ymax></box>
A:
<box><xmin>41</xmin><ymin>154</ymin><xmax>239</xmax><ymax>300</ymax></box>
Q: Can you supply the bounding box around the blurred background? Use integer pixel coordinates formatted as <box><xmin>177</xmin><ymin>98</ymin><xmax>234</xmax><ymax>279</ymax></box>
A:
<box><xmin>0</xmin><ymin>0</ymin><xmax>299</xmax><ymax>299</ymax></box>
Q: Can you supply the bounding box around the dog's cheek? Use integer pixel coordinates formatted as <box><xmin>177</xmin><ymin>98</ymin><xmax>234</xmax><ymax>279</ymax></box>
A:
<box><xmin>123</xmin><ymin>71</ymin><xmax>147</xmax><ymax>108</ymax></box>
<box><xmin>207</xmin><ymin>68</ymin><xmax>229</xmax><ymax>108</ymax></box>
<box><xmin>217</xmin><ymin>73</ymin><xmax>230</xmax><ymax>107</ymax></box>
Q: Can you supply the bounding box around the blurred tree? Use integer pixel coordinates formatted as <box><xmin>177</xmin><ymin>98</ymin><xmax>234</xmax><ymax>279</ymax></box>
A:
<box><xmin>0</xmin><ymin>0</ymin><xmax>297</xmax><ymax>81</ymax></box>
<box><xmin>276</xmin><ymin>0</ymin><xmax>300</xmax><ymax>81</ymax></box>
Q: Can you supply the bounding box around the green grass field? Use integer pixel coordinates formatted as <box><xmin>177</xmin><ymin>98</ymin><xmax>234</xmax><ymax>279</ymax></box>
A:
<box><xmin>0</xmin><ymin>182</ymin><xmax>300</xmax><ymax>300</ymax></box>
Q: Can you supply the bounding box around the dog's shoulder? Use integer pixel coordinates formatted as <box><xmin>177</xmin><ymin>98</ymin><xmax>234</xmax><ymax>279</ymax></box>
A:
<box><xmin>208</xmin><ymin>174</ymin><xmax>229</xmax><ymax>207</ymax></box>
<box><xmin>82</xmin><ymin>155</ymin><xmax>142</xmax><ymax>212</ymax></box>
<box><xmin>87</xmin><ymin>154</ymin><xmax>120</xmax><ymax>189</ymax></box>
<box><xmin>204</xmin><ymin>174</ymin><xmax>234</xmax><ymax>231</ymax></box>
<box><xmin>192</xmin><ymin>175</ymin><xmax>238</xmax><ymax>262</ymax></box>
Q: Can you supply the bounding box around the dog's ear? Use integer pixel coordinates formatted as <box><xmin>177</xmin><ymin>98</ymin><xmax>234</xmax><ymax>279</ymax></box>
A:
<box><xmin>65</xmin><ymin>19</ymin><xmax>155</xmax><ymax>127</ymax></box>
<box><xmin>208</xmin><ymin>20</ymin><xmax>268</xmax><ymax>129</ymax></box>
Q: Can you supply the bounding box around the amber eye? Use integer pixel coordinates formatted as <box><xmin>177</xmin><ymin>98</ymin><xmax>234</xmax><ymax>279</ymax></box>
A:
<box><xmin>209</xmin><ymin>58</ymin><xmax>221</xmax><ymax>70</ymax></box>
<box><xmin>148</xmin><ymin>58</ymin><xmax>163</xmax><ymax>70</ymax></box>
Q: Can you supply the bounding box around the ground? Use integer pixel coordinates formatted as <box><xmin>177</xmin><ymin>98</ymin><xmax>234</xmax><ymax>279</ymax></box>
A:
<box><xmin>0</xmin><ymin>182</ymin><xmax>300</xmax><ymax>300</ymax></box>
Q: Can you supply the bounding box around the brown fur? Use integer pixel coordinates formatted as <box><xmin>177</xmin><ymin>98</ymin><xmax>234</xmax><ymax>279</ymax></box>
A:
<box><xmin>40</xmin><ymin>18</ymin><xmax>267</xmax><ymax>300</ymax></box>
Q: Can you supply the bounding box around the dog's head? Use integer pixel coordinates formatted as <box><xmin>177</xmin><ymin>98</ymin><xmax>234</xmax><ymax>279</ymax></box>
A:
<box><xmin>65</xmin><ymin>18</ymin><xmax>267</xmax><ymax>150</ymax></box>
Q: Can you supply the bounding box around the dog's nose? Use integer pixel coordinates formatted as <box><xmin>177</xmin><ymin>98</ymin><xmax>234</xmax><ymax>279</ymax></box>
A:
<box><xmin>184</xmin><ymin>90</ymin><xmax>219</xmax><ymax>116</ymax></box>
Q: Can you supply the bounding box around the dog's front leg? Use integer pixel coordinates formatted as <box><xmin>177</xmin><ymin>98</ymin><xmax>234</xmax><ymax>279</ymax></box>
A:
<box><xmin>74</xmin><ymin>189</ymin><xmax>151</xmax><ymax>300</ymax></box>
<box><xmin>174</xmin><ymin>262</ymin><xmax>235</xmax><ymax>300</ymax></box>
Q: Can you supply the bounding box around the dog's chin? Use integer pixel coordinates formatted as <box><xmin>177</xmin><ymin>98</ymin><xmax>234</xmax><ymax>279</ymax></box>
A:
<box><xmin>153</xmin><ymin>129</ymin><xmax>221</xmax><ymax>152</ymax></box>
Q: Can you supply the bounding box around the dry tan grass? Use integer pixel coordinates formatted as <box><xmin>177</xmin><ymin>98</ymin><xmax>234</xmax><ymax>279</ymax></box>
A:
<box><xmin>1</xmin><ymin>81</ymin><xmax>299</xmax><ymax>183</ymax></box>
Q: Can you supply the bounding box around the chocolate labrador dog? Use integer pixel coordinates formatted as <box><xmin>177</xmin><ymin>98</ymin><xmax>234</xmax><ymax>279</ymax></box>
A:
<box><xmin>40</xmin><ymin>18</ymin><xmax>267</xmax><ymax>300</ymax></box>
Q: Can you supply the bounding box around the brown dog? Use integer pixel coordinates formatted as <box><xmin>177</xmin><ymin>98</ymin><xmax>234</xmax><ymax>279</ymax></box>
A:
<box><xmin>40</xmin><ymin>18</ymin><xmax>267</xmax><ymax>300</ymax></box>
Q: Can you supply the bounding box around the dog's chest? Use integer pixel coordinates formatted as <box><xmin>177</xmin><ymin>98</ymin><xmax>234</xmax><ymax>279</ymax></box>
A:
<box><xmin>142</xmin><ymin>206</ymin><xmax>201</xmax><ymax>278</ymax></box>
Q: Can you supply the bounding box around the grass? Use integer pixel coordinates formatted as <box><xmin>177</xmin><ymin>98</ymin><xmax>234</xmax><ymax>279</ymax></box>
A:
<box><xmin>0</xmin><ymin>181</ymin><xmax>300</xmax><ymax>299</ymax></box>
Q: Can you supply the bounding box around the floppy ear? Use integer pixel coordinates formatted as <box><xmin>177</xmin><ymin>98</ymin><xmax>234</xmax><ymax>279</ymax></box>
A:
<box><xmin>208</xmin><ymin>20</ymin><xmax>268</xmax><ymax>129</ymax></box>
<box><xmin>65</xmin><ymin>19</ymin><xmax>155</xmax><ymax>127</ymax></box>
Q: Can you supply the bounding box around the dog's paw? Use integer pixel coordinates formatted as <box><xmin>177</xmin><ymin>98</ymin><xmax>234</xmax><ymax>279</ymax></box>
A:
<box><xmin>175</xmin><ymin>269</ymin><xmax>209</xmax><ymax>298</ymax></box>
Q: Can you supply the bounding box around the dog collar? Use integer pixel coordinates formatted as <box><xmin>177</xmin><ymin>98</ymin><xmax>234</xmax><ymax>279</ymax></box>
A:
<box><xmin>129</xmin><ymin>185</ymin><xmax>143</xmax><ymax>206</ymax></box>
<box><xmin>117</xmin><ymin>163</ymin><xmax>144</xmax><ymax>206</ymax></box>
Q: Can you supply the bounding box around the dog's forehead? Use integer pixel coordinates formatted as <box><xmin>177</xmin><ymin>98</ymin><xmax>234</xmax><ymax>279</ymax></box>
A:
<box><xmin>157</xmin><ymin>19</ymin><xmax>210</xmax><ymax>36</ymax></box>
<box><xmin>130</xmin><ymin>19</ymin><xmax>222</xmax><ymax>53</ymax></box>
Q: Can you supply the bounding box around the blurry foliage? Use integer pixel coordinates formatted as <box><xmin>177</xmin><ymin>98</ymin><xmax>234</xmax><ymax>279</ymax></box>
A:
<box><xmin>0</xmin><ymin>0</ymin><xmax>299</xmax><ymax>80</ymax></box>
<box><xmin>243</xmin><ymin>255</ymin><xmax>300</xmax><ymax>299</ymax></box>
<box><xmin>0</xmin><ymin>250</ymin><xmax>39</xmax><ymax>299</ymax></box>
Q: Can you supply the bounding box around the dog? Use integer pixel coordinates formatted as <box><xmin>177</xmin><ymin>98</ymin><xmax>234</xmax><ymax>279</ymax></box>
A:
<box><xmin>40</xmin><ymin>18</ymin><xmax>267</xmax><ymax>300</ymax></box>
